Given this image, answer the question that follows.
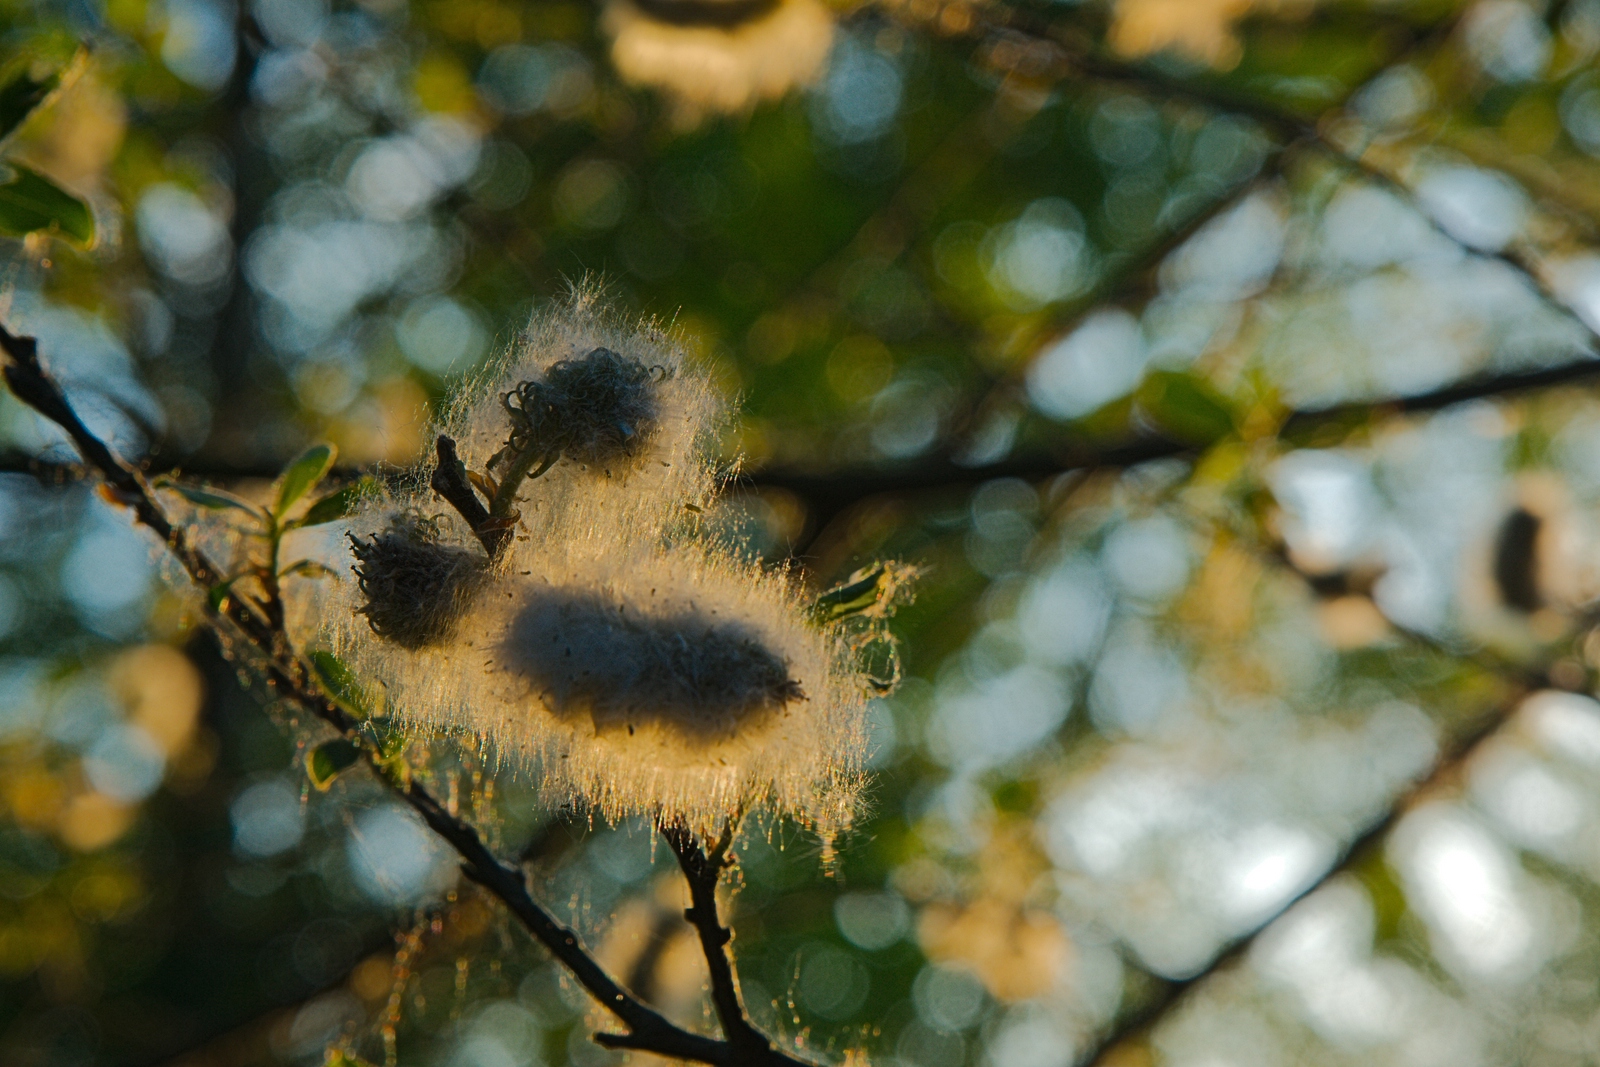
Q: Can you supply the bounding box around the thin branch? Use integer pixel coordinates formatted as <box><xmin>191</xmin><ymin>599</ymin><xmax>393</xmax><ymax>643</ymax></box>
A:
<box><xmin>1077</xmin><ymin>669</ymin><xmax>1546</xmax><ymax>1066</ymax></box>
<box><xmin>10</xmin><ymin>346</ymin><xmax>1600</xmax><ymax>561</ymax></box>
<box><xmin>0</xmin><ymin>324</ymin><xmax>807</xmax><ymax>1067</ymax></box>
<box><xmin>748</xmin><ymin>349</ymin><xmax>1600</xmax><ymax>555</ymax></box>
<box><xmin>657</xmin><ymin>821</ymin><xmax>803</xmax><ymax>1065</ymax></box>
<box><xmin>430</xmin><ymin>434</ymin><xmax>514</xmax><ymax>558</ymax></box>
<box><xmin>939</xmin><ymin>3</ymin><xmax>1600</xmax><ymax>364</ymax></box>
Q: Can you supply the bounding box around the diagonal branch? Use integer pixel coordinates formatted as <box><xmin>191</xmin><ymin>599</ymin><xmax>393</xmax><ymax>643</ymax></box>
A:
<box><xmin>750</xmin><ymin>348</ymin><xmax>1600</xmax><ymax>556</ymax></box>
<box><xmin>0</xmin><ymin>323</ymin><xmax>806</xmax><ymax>1067</ymax></box>
<box><xmin>1075</xmin><ymin>661</ymin><xmax>1549</xmax><ymax>1066</ymax></box>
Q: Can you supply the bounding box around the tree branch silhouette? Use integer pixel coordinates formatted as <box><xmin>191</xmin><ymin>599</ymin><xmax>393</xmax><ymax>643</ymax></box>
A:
<box><xmin>1075</xmin><ymin>665</ymin><xmax>1551</xmax><ymax>1066</ymax></box>
<box><xmin>0</xmin><ymin>322</ymin><xmax>812</xmax><ymax>1067</ymax></box>
<box><xmin>753</xmin><ymin>348</ymin><xmax>1600</xmax><ymax>555</ymax></box>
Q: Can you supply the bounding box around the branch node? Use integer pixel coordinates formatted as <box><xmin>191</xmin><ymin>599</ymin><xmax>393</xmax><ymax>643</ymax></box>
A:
<box><xmin>430</xmin><ymin>434</ymin><xmax>513</xmax><ymax>558</ymax></box>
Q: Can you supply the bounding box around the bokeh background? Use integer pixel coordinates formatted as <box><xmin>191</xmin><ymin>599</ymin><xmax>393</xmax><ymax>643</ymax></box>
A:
<box><xmin>9</xmin><ymin>0</ymin><xmax>1600</xmax><ymax>1065</ymax></box>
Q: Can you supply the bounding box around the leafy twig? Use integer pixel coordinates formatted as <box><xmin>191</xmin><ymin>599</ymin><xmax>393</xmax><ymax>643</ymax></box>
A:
<box><xmin>0</xmin><ymin>323</ymin><xmax>809</xmax><ymax>1067</ymax></box>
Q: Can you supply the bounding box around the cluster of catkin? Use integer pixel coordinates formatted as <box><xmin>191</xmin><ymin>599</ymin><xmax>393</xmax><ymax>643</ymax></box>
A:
<box><xmin>293</xmin><ymin>291</ymin><xmax>869</xmax><ymax>837</ymax></box>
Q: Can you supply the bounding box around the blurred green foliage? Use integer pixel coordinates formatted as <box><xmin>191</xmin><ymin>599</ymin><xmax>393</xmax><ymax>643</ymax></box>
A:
<box><xmin>10</xmin><ymin>0</ymin><xmax>1600</xmax><ymax>1066</ymax></box>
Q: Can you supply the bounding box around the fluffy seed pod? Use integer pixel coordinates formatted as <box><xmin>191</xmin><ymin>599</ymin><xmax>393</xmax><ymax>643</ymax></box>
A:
<box><xmin>494</xmin><ymin>346</ymin><xmax>663</xmax><ymax>477</ymax></box>
<box><xmin>349</xmin><ymin>516</ymin><xmax>487</xmax><ymax>649</ymax></box>
<box><xmin>504</xmin><ymin>587</ymin><xmax>807</xmax><ymax>738</ymax></box>
<box><xmin>443</xmin><ymin>287</ymin><xmax>727</xmax><ymax>550</ymax></box>
<box><xmin>601</xmin><ymin>0</ymin><xmax>835</xmax><ymax>124</ymax></box>
<box><xmin>296</xmin><ymin>289</ymin><xmax>872</xmax><ymax>838</ymax></box>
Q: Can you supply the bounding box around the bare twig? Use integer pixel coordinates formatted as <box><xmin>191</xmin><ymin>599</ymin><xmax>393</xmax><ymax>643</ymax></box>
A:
<box><xmin>429</xmin><ymin>434</ymin><xmax>515</xmax><ymax>559</ymax></box>
<box><xmin>657</xmin><ymin>821</ymin><xmax>801</xmax><ymax>1064</ymax></box>
<box><xmin>0</xmin><ymin>323</ymin><xmax>808</xmax><ymax>1067</ymax></box>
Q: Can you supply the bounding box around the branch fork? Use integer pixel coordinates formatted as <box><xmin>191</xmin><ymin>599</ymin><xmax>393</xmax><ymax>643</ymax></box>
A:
<box><xmin>0</xmin><ymin>324</ymin><xmax>812</xmax><ymax>1067</ymax></box>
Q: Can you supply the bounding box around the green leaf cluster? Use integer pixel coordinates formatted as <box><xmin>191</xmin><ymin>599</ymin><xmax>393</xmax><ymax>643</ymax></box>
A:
<box><xmin>0</xmin><ymin>51</ymin><xmax>92</xmax><ymax>244</ymax></box>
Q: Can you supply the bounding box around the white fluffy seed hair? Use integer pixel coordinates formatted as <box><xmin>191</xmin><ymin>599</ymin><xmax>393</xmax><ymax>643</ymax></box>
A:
<box><xmin>436</xmin><ymin>285</ymin><xmax>729</xmax><ymax>543</ymax></box>
<box><xmin>293</xmin><ymin>290</ymin><xmax>869</xmax><ymax>836</ymax></box>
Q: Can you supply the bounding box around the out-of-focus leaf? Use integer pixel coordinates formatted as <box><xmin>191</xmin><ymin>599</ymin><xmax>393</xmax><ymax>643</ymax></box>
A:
<box><xmin>293</xmin><ymin>475</ymin><xmax>375</xmax><ymax>528</ymax></box>
<box><xmin>357</xmin><ymin>717</ymin><xmax>411</xmax><ymax>787</ymax></box>
<box><xmin>1136</xmin><ymin>370</ymin><xmax>1238</xmax><ymax>447</ymax></box>
<box><xmin>281</xmin><ymin>558</ymin><xmax>338</xmax><ymax>580</ymax></box>
<box><xmin>363</xmin><ymin>717</ymin><xmax>409</xmax><ymax>761</ymax></box>
<box><xmin>0</xmin><ymin>164</ymin><xmax>93</xmax><ymax>243</ymax></box>
<box><xmin>274</xmin><ymin>443</ymin><xmax>337</xmax><ymax>517</ymax></box>
<box><xmin>309</xmin><ymin>649</ymin><xmax>372</xmax><ymax>718</ymax></box>
<box><xmin>162</xmin><ymin>481</ymin><xmax>265</xmax><ymax>518</ymax></box>
<box><xmin>813</xmin><ymin>564</ymin><xmax>890</xmax><ymax>623</ymax></box>
<box><xmin>325</xmin><ymin>1052</ymin><xmax>378</xmax><ymax>1067</ymax></box>
<box><xmin>306</xmin><ymin>738</ymin><xmax>361</xmax><ymax>791</ymax></box>
<box><xmin>0</xmin><ymin>65</ymin><xmax>60</xmax><ymax>143</ymax></box>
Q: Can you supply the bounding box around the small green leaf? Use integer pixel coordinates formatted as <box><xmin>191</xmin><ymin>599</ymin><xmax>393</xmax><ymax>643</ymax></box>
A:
<box><xmin>293</xmin><ymin>476</ymin><xmax>375</xmax><ymax>528</ymax></box>
<box><xmin>208</xmin><ymin>577</ymin><xmax>237</xmax><ymax>611</ymax></box>
<box><xmin>363</xmin><ymin>717</ymin><xmax>409</xmax><ymax>761</ymax></box>
<box><xmin>309</xmin><ymin>649</ymin><xmax>372</xmax><ymax>718</ymax></box>
<box><xmin>812</xmin><ymin>565</ymin><xmax>889</xmax><ymax>623</ymax></box>
<box><xmin>0</xmin><ymin>163</ymin><xmax>93</xmax><ymax>243</ymax></box>
<box><xmin>0</xmin><ymin>66</ymin><xmax>60</xmax><ymax>143</ymax></box>
<box><xmin>306</xmin><ymin>738</ymin><xmax>360</xmax><ymax>791</ymax></box>
<box><xmin>376</xmin><ymin>753</ymin><xmax>411</xmax><ymax>790</ymax></box>
<box><xmin>163</xmin><ymin>482</ymin><xmax>266</xmax><ymax>518</ymax></box>
<box><xmin>1136</xmin><ymin>370</ymin><xmax>1238</xmax><ymax>447</ymax></box>
<box><xmin>281</xmin><ymin>558</ymin><xmax>337</xmax><ymax>580</ymax></box>
<box><xmin>275</xmin><ymin>443</ymin><xmax>337</xmax><ymax>517</ymax></box>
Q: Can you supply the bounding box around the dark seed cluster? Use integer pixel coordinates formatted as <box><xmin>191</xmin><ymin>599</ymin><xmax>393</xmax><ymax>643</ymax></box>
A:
<box><xmin>504</xmin><ymin>588</ymin><xmax>806</xmax><ymax>739</ymax></box>
<box><xmin>494</xmin><ymin>347</ymin><xmax>663</xmax><ymax>473</ymax></box>
<box><xmin>350</xmin><ymin>516</ymin><xmax>488</xmax><ymax>648</ymax></box>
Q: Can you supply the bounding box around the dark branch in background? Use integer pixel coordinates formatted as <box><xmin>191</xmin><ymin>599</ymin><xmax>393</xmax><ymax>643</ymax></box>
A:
<box><xmin>752</xmin><ymin>350</ymin><xmax>1600</xmax><ymax>555</ymax></box>
<box><xmin>1073</xmin><ymin>497</ymin><xmax>1578</xmax><ymax>1066</ymax></box>
<box><xmin>11</xmin><ymin>349</ymin><xmax>1600</xmax><ymax>556</ymax></box>
<box><xmin>0</xmin><ymin>325</ymin><xmax>811</xmax><ymax>1067</ymax></box>
<box><xmin>1077</xmin><ymin>666</ymin><xmax>1544</xmax><ymax>1066</ymax></box>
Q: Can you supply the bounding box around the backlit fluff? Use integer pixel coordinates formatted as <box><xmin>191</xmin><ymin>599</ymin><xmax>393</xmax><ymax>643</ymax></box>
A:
<box><xmin>293</xmin><ymin>291</ymin><xmax>869</xmax><ymax>836</ymax></box>
<box><xmin>437</xmin><ymin>288</ymin><xmax>727</xmax><ymax>552</ymax></box>
<box><xmin>602</xmin><ymin>0</ymin><xmax>835</xmax><ymax>124</ymax></box>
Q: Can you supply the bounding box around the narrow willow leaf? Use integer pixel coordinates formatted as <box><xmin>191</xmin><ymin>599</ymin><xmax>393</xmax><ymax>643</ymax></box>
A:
<box><xmin>163</xmin><ymin>482</ymin><xmax>266</xmax><ymax>518</ymax></box>
<box><xmin>812</xmin><ymin>564</ymin><xmax>889</xmax><ymax>623</ymax></box>
<box><xmin>0</xmin><ymin>164</ymin><xmax>93</xmax><ymax>243</ymax></box>
<box><xmin>293</xmin><ymin>475</ymin><xmax>375</xmax><ymax>528</ymax></box>
<box><xmin>274</xmin><ymin>443</ymin><xmax>337</xmax><ymax>517</ymax></box>
<box><xmin>280</xmin><ymin>558</ymin><xmax>337</xmax><ymax>580</ymax></box>
<box><xmin>306</xmin><ymin>738</ymin><xmax>360</xmax><ymax>791</ymax></box>
<box><xmin>1136</xmin><ymin>370</ymin><xmax>1238</xmax><ymax>447</ymax></box>
<box><xmin>0</xmin><ymin>65</ymin><xmax>59</xmax><ymax>143</ymax></box>
<box><xmin>309</xmin><ymin>649</ymin><xmax>372</xmax><ymax>718</ymax></box>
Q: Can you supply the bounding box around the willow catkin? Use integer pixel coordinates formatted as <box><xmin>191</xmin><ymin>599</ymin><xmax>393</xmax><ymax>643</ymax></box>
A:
<box><xmin>292</xmin><ymin>289</ymin><xmax>869</xmax><ymax>838</ymax></box>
